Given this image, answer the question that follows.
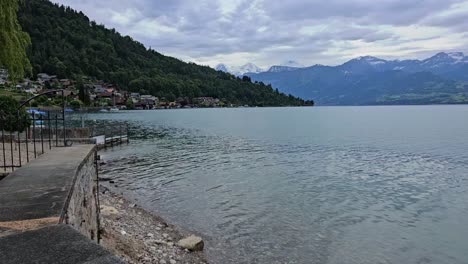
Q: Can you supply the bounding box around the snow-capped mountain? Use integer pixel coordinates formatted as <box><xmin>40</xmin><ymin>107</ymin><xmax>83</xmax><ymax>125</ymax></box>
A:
<box><xmin>245</xmin><ymin>51</ymin><xmax>468</xmax><ymax>105</ymax></box>
<box><xmin>267</xmin><ymin>66</ymin><xmax>299</xmax><ymax>73</ymax></box>
<box><xmin>217</xmin><ymin>52</ymin><xmax>468</xmax><ymax>79</ymax></box>
<box><xmin>216</xmin><ymin>60</ymin><xmax>306</xmax><ymax>75</ymax></box>
<box><xmin>267</xmin><ymin>61</ymin><xmax>305</xmax><ymax>73</ymax></box>
<box><xmin>215</xmin><ymin>63</ymin><xmax>263</xmax><ymax>76</ymax></box>
<box><xmin>215</xmin><ymin>64</ymin><xmax>229</xmax><ymax>73</ymax></box>
<box><xmin>280</xmin><ymin>60</ymin><xmax>305</xmax><ymax>68</ymax></box>
<box><xmin>421</xmin><ymin>52</ymin><xmax>468</xmax><ymax>68</ymax></box>
<box><xmin>337</xmin><ymin>52</ymin><xmax>468</xmax><ymax>76</ymax></box>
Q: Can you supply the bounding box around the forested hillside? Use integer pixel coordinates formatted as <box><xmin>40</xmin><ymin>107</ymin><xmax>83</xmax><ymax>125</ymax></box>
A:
<box><xmin>17</xmin><ymin>0</ymin><xmax>312</xmax><ymax>106</ymax></box>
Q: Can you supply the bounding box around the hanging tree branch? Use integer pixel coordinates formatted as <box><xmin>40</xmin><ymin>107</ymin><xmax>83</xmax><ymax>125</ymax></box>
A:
<box><xmin>0</xmin><ymin>0</ymin><xmax>32</xmax><ymax>81</ymax></box>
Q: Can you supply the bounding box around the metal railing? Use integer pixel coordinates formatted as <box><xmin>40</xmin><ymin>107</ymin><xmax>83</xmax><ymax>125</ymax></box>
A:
<box><xmin>89</xmin><ymin>122</ymin><xmax>129</xmax><ymax>148</ymax></box>
<box><xmin>1</xmin><ymin>90</ymin><xmax>67</xmax><ymax>172</ymax></box>
<box><xmin>1</xmin><ymin>111</ymin><xmax>67</xmax><ymax>172</ymax></box>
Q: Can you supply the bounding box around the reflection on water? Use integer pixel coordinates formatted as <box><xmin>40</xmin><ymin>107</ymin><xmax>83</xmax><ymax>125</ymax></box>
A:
<box><xmin>90</xmin><ymin>107</ymin><xmax>468</xmax><ymax>264</ymax></box>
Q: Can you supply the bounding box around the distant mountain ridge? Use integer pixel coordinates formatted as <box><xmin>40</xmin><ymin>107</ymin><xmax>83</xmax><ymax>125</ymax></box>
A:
<box><xmin>215</xmin><ymin>63</ymin><xmax>264</xmax><ymax>76</ymax></box>
<box><xmin>242</xmin><ymin>52</ymin><xmax>468</xmax><ymax>105</ymax></box>
<box><xmin>335</xmin><ymin>52</ymin><xmax>468</xmax><ymax>78</ymax></box>
<box><xmin>217</xmin><ymin>60</ymin><xmax>305</xmax><ymax>75</ymax></box>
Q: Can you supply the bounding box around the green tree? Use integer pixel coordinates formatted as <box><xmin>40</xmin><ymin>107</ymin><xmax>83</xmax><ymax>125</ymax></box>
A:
<box><xmin>77</xmin><ymin>79</ymin><xmax>90</xmax><ymax>105</ymax></box>
<box><xmin>69</xmin><ymin>99</ymin><xmax>81</xmax><ymax>109</ymax></box>
<box><xmin>0</xmin><ymin>96</ymin><xmax>30</xmax><ymax>132</ymax></box>
<box><xmin>125</xmin><ymin>99</ymin><xmax>134</xmax><ymax>110</ymax></box>
<box><xmin>0</xmin><ymin>0</ymin><xmax>32</xmax><ymax>80</ymax></box>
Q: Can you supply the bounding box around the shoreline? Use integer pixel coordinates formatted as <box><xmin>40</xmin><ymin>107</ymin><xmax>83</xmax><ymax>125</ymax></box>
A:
<box><xmin>98</xmin><ymin>185</ymin><xmax>208</xmax><ymax>264</ymax></box>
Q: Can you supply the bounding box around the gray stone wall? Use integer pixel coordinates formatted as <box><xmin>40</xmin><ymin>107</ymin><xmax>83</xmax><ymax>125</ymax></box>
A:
<box><xmin>62</xmin><ymin>147</ymin><xmax>100</xmax><ymax>242</ymax></box>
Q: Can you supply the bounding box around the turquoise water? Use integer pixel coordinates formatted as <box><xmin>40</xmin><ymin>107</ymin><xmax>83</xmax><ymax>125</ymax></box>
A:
<box><xmin>91</xmin><ymin>106</ymin><xmax>468</xmax><ymax>264</ymax></box>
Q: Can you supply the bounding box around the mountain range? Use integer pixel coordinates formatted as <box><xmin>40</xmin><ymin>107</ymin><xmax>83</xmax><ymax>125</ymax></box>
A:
<box><xmin>218</xmin><ymin>52</ymin><xmax>468</xmax><ymax>105</ymax></box>
<box><xmin>215</xmin><ymin>63</ymin><xmax>264</xmax><ymax>76</ymax></box>
<box><xmin>215</xmin><ymin>60</ymin><xmax>305</xmax><ymax>76</ymax></box>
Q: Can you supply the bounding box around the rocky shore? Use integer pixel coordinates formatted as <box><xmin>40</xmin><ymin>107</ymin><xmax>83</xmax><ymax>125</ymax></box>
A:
<box><xmin>98</xmin><ymin>186</ymin><xmax>208</xmax><ymax>264</ymax></box>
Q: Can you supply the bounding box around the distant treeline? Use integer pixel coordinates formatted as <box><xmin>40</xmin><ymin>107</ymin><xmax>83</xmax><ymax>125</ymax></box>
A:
<box><xmin>17</xmin><ymin>0</ymin><xmax>313</xmax><ymax>107</ymax></box>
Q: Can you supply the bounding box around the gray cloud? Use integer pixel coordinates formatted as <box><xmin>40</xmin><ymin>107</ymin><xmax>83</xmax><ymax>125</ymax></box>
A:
<box><xmin>52</xmin><ymin>0</ymin><xmax>468</xmax><ymax>67</ymax></box>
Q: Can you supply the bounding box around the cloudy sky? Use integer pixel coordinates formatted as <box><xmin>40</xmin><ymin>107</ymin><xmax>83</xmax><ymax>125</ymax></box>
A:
<box><xmin>52</xmin><ymin>0</ymin><xmax>468</xmax><ymax>68</ymax></box>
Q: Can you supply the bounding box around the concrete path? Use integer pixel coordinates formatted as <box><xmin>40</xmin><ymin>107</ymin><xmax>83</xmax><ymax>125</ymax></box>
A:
<box><xmin>0</xmin><ymin>145</ymin><xmax>124</xmax><ymax>263</ymax></box>
<box><xmin>0</xmin><ymin>145</ymin><xmax>94</xmax><ymax>223</ymax></box>
<box><xmin>0</xmin><ymin>225</ymin><xmax>122</xmax><ymax>264</ymax></box>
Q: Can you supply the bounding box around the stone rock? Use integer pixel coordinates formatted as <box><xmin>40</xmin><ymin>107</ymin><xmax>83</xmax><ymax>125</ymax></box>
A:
<box><xmin>177</xmin><ymin>235</ymin><xmax>204</xmax><ymax>251</ymax></box>
<box><xmin>100</xmin><ymin>205</ymin><xmax>119</xmax><ymax>215</ymax></box>
<box><xmin>170</xmin><ymin>259</ymin><xmax>177</xmax><ymax>264</ymax></box>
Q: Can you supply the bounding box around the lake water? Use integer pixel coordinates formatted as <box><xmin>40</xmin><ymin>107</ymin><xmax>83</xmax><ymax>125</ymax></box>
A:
<box><xmin>89</xmin><ymin>106</ymin><xmax>468</xmax><ymax>264</ymax></box>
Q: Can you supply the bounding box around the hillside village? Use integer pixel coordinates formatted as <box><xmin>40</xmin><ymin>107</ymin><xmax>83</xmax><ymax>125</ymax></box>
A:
<box><xmin>0</xmin><ymin>69</ymin><xmax>227</xmax><ymax>109</ymax></box>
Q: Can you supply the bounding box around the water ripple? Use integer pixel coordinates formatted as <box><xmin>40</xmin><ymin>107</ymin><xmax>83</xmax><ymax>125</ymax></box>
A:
<box><xmin>94</xmin><ymin>107</ymin><xmax>468</xmax><ymax>264</ymax></box>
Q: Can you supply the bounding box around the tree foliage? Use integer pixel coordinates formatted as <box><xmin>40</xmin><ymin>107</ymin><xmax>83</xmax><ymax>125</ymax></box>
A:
<box><xmin>0</xmin><ymin>96</ymin><xmax>30</xmax><ymax>132</ymax></box>
<box><xmin>17</xmin><ymin>0</ymin><xmax>310</xmax><ymax>106</ymax></box>
<box><xmin>0</xmin><ymin>0</ymin><xmax>32</xmax><ymax>80</ymax></box>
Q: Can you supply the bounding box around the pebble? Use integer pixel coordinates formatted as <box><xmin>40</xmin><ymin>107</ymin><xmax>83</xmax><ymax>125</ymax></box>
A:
<box><xmin>99</xmin><ymin>190</ymin><xmax>207</xmax><ymax>264</ymax></box>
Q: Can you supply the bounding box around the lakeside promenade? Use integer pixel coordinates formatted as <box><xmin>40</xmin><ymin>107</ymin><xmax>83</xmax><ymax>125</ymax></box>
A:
<box><xmin>0</xmin><ymin>145</ymin><xmax>123</xmax><ymax>263</ymax></box>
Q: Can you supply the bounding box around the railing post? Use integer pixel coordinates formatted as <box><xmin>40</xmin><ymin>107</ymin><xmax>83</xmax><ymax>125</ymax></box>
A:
<box><xmin>17</xmin><ymin>114</ymin><xmax>22</xmax><ymax>167</ymax></box>
<box><xmin>62</xmin><ymin>90</ymin><xmax>66</xmax><ymax>146</ymax></box>
<box><xmin>55</xmin><ymin>114</ymin><xmax>58</xmax><ymax>147</ymax></box>
<box><xmin>10</xmin><ymin>128</ymin><xmax>14</xmax><ymax>171</ymax></box>
<box><xmin>25</xmin><ymin>125</ymin><xmax>29</xmax><ymax>163</ymax></box>
<box><xmin>2</xmin><ymin>125</ymin><xmax>6</xmax><ymax>172</ymax></box>
<box><xmin>40</xmin><ymin>115</ymin><xmax>44</xmax><ymax>154</ymax></box>
<box><xmin>48</xmin><ymin>111</ymin><xmax>52</xmax><ymax>150</ymax></box>
<box><xmin>32</xmin><ymin>113</ymin><xmax>37</xmax><ymax>158</ymax></box>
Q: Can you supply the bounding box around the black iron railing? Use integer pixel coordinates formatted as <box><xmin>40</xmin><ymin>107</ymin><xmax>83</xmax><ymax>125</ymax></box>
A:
<box><xmin>0</xmin><ymin>111</ymin><xmax>67</xmax><ymax>172</ymax></box>
<box><xmin>1</xmin><ymin>90</ymin><xmax>67</xmax><ymax>172</ymax></box>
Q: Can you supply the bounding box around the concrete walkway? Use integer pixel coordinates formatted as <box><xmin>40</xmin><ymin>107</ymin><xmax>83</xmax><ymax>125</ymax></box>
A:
<box><xmin>0</xmin><ymin>225</ymin><xmax>122</xmax><ymax>264</ymax></box>
<box><xmin>0</xmin><ymin>145</ymin><xmax>124</xmax><ymax>264</ymax></box>
<box><xmin>0</xmin><ymin>145</ymin><xmax>94</xmax><ymax>223</ymax></box>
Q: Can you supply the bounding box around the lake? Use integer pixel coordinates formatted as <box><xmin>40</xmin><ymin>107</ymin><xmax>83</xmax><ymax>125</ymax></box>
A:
<box><xmin>87</xmin><ymin>106</ymin><xmax>468</xmax><ymax>264</ymax></box>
